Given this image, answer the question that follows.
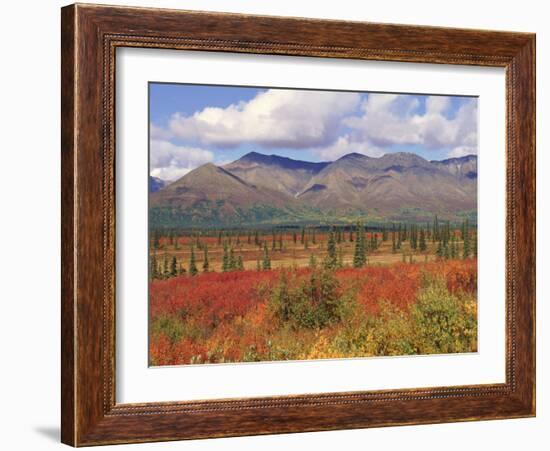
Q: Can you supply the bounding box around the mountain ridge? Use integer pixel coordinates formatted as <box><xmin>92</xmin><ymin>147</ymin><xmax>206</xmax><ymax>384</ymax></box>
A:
<box><xmin>150</xmin><ymin>152</ymin><xmax>477</xmax><ymax>227</ymax></box>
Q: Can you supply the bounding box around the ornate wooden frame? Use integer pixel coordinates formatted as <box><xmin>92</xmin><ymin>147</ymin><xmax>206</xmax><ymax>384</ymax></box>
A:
<box><xmin>61</xmin><ymin>3</ymin><xmax>536</xmax><ymax>446</ymax></box>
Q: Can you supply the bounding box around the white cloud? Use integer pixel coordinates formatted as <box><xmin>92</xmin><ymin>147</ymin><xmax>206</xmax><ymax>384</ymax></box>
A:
<box><xmin>447</xmin><ymin>145</ymin><xmax>477</xmax><ymax>158</ymax></box>
<box><xmin>150</xmin><ymin>139</ymin><xmax>213</xmax><ymax>181</ymax></box>
<box><xmin>150</xmin><ymin>123</ymin><xmax>173</xmax><ymax>140</ymax></box>
<box><xmin>167</xmin><ymin>89</ymin><xmax>361</xmax><ymax>149</ymax></box>
<box><xmin>313</xmin><ymin>135</ymin><xmax>384</xmax><ymax>161</ymax></box>
<box><xmin>344</xmin><ymin>94</ymin><xmax>478</xmax><ymax>156</ymax></box>
<box><xmin>150</xmin><ymin>166</ymin><xmax>192</xmax><ymax>181</ymax></box>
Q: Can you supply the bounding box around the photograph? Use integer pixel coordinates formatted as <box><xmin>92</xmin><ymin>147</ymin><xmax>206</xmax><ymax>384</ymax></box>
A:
<box><xmin>148</xmin><ymin>84</ymin><xmax>479</xmax><ymax>366</ymax></box>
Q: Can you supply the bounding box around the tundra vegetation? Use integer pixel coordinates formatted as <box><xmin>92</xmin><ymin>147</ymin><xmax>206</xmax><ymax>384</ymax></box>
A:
<box><xmin>149</xmin><ymin>219</ymin><xmax>477</xmax><ymax>365</ymax></box>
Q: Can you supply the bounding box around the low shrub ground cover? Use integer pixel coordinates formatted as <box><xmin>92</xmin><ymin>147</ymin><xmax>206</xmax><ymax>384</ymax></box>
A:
<box><xmin>149</xmin><ymin>259</ymin><xmax>477</xmax><ymax>365</ymax></box>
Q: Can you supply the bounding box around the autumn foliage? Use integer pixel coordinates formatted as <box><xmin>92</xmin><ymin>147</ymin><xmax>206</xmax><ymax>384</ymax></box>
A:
<box><xmin>149</xmin><ymin>259</ymin><xmax>477</xmax><ymax>365</ymax></box>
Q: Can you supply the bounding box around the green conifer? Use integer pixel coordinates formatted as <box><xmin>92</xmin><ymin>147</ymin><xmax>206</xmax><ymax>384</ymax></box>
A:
<box><xmin>189</xmin><ymin>247</ymin><xmax>198</xmax><ymax>276</ymax></box>
<box><xmin>202</xmin><ymin>246</ymin><xmax>209</xmax><ymax>272</ymax></box>
<box><xmin>262</xmin><ymin>242</ymin><xmax>271</xmax><ymax>270</ymax></box>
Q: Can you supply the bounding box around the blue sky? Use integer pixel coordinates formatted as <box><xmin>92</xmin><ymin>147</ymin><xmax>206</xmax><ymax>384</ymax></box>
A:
<box><xmin>149</xmin><ymin>83</ymin><xmax>478</xmax><ymax>181</ymax></box>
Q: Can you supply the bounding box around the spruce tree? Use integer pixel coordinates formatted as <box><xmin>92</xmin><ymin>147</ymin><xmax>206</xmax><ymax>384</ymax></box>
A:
<box><xmin>463</xmin><ymin>227</ymin><xmax>471</xmax><ymax>259</ymax></box>
<box><xmin>150</xmin><ymin>252</ymin><xmax>158</xmax><ymax>280</ymax></box>
<box><xmin>324</xmin><ymin>227</ymin><xmax>338</xmax><ymax>270</ymax></box>
<box><xmin>236</xmin><ymin>255</ymin><xmax>244</xmax><ymax>271</ymax></box>
<box><xmin>202</xmin><ymin>246</ymin><xmax>209</xmax><ymax>272</ymax></box>
<box><xmin>262</xmin><ymin>242</ymin><xmax>271</xmax><ymax>270</ymax></box>
<box><xmin>189</xmin><ymin>247</ymin><xmax>198</xmax><ymax>276</ymax></box>
<box><xmin>170</xmin><ymin>256</ymin><xmax>178</xmax><ymax>277</ymax></box>
<box><xmin>451</xmin><ymin>240</ymin><xmax>457</xmax><ymax>259</ymax></box>
<box><xmin>229</xmin><ymin>246</ymin><xmax>236</xmax><ymax>270</ymax></box>
<box><xmin>436</xmin><ymin>241</ymin><xmax>443</xmax><ymax>259</ymax></box>
<box><xmin>353</xmin><ymin>222</ymin><xmax>366</xmax><ymax>268</ymax></box>
<box><xmin>162</xmin><ymin>253</ymin><xmax>169</xmax><ymax>279</ymax></box>
<box><xmin>222</xmin><ymin>244</ymin><xmax>229</xmax><ymax>272</ymax></box>
<box><xmin>433</xmin><ymin>215</ymin><xmax>440</xmax><ymax>242</ymax></box>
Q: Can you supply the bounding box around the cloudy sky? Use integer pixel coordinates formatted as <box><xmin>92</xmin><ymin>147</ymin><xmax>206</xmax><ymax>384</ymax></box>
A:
<box><xmin>149</xmin><ymin>83</ymin><xmax>478</xmax><ymax>181</ymax></box>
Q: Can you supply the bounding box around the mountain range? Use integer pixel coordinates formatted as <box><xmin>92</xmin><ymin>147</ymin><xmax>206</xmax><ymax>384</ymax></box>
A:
<box><xmin>149</xmin><ymin>151</ymin><xmax>477</xmax><ymax>227</ymax></box>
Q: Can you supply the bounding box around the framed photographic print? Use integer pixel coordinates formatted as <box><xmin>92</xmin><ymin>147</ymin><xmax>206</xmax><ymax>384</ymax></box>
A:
<box><xmin>61</xmin><ymin>3</ymin><xmax>536</xmax><ymax>446</ymax></box>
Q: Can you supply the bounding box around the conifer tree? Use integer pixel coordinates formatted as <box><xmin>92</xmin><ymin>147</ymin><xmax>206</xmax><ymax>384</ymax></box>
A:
<box><xmin>170</xmin><ymin>256</ymin><xmax>178</xmax><ymax>277</ymax></box>
<box><xmin>436</xmin><ymin>241</ymin><xmax>443</xmax><ymax>259</ymax></box>
<box><xmin>353</xmin><ymin>222</ymin><xmax>366</xmax><ymax>268</ymax></box>
<box><xmin>451</xmin><ymin>240</ymin><xmax>457</xmax><ymax>259</ymax></box>
<box><xmin>256</xmin><ymin>258</ymin><xmax>261</xmax><ymax>271</ymax></box>
<box><xmin>463</xmin><ymin>227</ymin><xmax>471</xmax><ymax>259</ymax></box>
<box><xmin>189</xmin><ymin>247</ymin><xmax>198</xmax><ymax>276</ymax></box>
<box><xmin>222</xmin><ymin>244</ymin><xmax>229</xmax><ymax>272</ymax></box>
<box><xmin>229</xmin><ymin>246</ymin><xmax>236</xmax><ymax>270</ymax></box>
<box><xmin>300</xmin><ymin>228</ymin><xmax>305</xmax><ymax>244</ymax></box>
<box><xmin>262</xmin><ymin>242</ymin><xmax>271</xmax><ymax>270</ymax></box>
<box><xmin>150</xmin><ymin>252</ymin><xmax>158</xmax><ymax>280</ymax></box>
<box><xmin>433</xmin><ymin>215</ymin><xmax>440</xmax><ymax>242</ymax></box>
<box><xmin>162</xmin><ymin>253</ymin><xmax>170</xmax><ymax>279</ymax></box>
<box><xmin>338</xmin><ymin>246</ymin><xmax>344</xmax><ymax>268</ymax></box>
<box><xmin>202</xmin><ymin>246</ymin><xmax>209</xmax><ymax>272</ymax></box>
<box><xmin>324</xmin><ymin>227</ymin><xmax>338</xmax><ymax>270</ymax></box>
<box><xmin>412</xmin><ymin>225</ymin><xmax>418</xmax><ymax>250</ymax></box>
